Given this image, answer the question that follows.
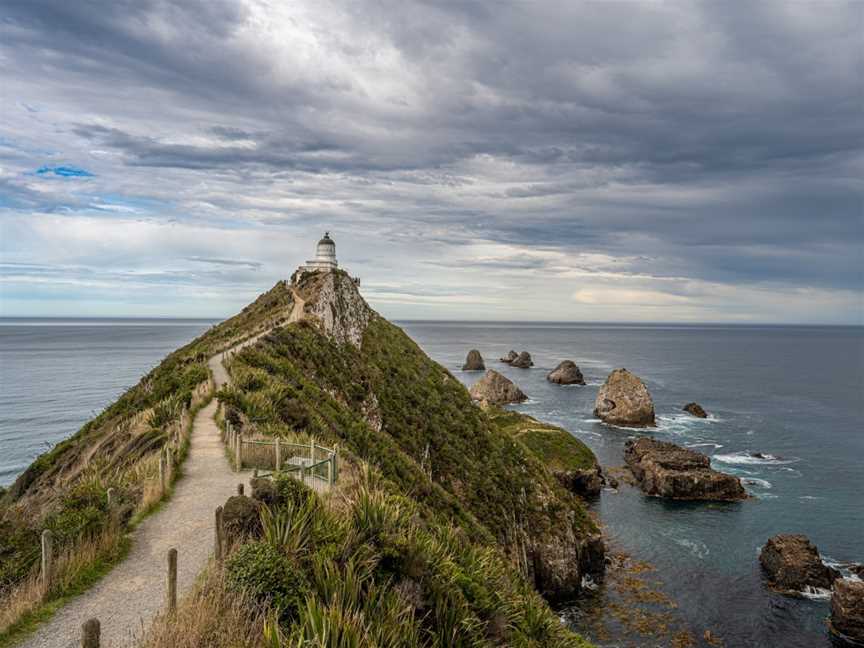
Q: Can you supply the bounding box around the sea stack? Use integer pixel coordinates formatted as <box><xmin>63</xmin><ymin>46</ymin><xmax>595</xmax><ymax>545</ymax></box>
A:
<box><xmin>593</xmin><ymin>368</ymin><xmax>655</xmax><ymax>426</ymax></box>
<box><xmin>469</xmin><ymin>369</ymin><xmax>527</xmax><ymax>405</ymax></box>
<box><xmin>683</xmin><ymin>402</ymin><xmax>708</xmax><ymax>418</ymax></box>
<box><xmin>511</xmin><ymin>351</ymin><xmax>534</xmax><ymax>368</ymax></box>
<box><xmin>462</xmin><ymin>349</ymin><xmax>485</xmax><ymax>371</ymax></box>
<box><xmin>500</xmin><ymin>350</ymin><xmax>518</xmax><ymax>364</ymax></box>
<box><xmin>547</xmin><ymin>360</ymin><xmax>585</xmax><ymax>385</ymax></box>
<box><xmin>624</xmin><ymin>438</ymin><xmax>747</xmax><ymax>501</ymax></box>
<box><xmin>759</xmin><ymin>534</ymin><xmax>839</xmax><ymax>593</ymax></box>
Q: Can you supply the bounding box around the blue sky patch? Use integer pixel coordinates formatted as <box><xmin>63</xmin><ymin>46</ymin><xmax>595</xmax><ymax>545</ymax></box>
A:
<box><xmin>36</xmin><ymin>165</ymin><xmax>94</xmax><ymax>178</ymax></box>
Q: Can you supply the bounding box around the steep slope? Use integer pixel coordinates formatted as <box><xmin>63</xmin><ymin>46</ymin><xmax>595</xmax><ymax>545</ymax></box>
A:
<box><xmin>220</xmin><ymin>270</ymin><xmax>604</xmax><ymax>600</ymax></box>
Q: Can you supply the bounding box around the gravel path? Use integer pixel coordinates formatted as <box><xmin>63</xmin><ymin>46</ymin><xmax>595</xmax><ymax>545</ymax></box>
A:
<box><xmin>20</xmin><ymin>352</ymin><xmax>248</xmax><ymax>648</ymax></box>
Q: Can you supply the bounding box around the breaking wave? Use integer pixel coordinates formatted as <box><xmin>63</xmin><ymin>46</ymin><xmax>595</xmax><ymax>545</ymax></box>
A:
<box><xmin>713</xmin><ymin>452</ymin><xmax>799</xmax><ymax>466</ymax></box>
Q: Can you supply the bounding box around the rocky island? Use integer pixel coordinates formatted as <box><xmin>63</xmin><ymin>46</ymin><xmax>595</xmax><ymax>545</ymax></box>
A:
<box><xmin>594</xmin><ymin>368</ymin><xmax>656</xmax><ymax>426</ymax></box>
<box><xmin>624</xmin><ymin>438</ymin><xmax>747</xmax><ymax>501</ymax></box>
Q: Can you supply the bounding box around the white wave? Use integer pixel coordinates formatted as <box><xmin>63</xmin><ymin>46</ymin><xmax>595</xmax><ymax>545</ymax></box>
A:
<box><xmin>800</xmin><ymin>586</ymin><xmax>831</xmax><ymax>600</ymax></box>
<box><xmin>742</xmin><ymin>478</ymin><xmax>772</xmax><ymax>489</ymax></box>
<box><xmin>582</xmin><ymin>418</ymin><xmax>602</xmax><ymax>423</ymax></box>
<box><xmin>713</xmin><ymin>451</ymin><xmax>799</xmax><ymax>466</ymax></box>
<box><xmin>686</xmin><ymin>442</ymin><xmax>724</xmax><ymax>449</ymax></box>
<box><xmin>757</xmin><ymin>493</ymin><xmax>779</xmax><ymax>499</ymax></box>
<box><xmin>799</xmin><ymin>495</ymin><xmax>822</xmax><ymax>501</ymax></box>
<box><xmin>675</xmin><ymin>537</ymin><xmax>709</xmax><ymax>559</ymax></box>
<box><xmin>581</xmin><ymin>574</ymin><xmax>599</xmax><ymax>590</ymax></box>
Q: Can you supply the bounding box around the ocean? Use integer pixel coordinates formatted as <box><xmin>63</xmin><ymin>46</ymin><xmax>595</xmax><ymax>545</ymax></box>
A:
<box><xmin>1</xmin><ymin>319</ymin><xmax>862</xmax><ymax>647</ymax></box>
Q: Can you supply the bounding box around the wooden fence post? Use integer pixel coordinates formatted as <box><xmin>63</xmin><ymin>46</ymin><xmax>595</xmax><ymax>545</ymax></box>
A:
<box><xmin>214</xmin><ymin>506</ymin><xmax>224</xmax><ymax>563</ymax></box>
<box><xmin>41</xmin><ymin>529</ymin><xmax>53</xmax><ymax>597</ymax></box>
<box><xmin>237</xmin><ymin>483</ymin><xmax>244</xmax><ymax>496</ymax></box>
<box><xmin>167</xmin><ymin>548</ymin><xmax>177</xmax><ymax>614</ymax></box>
<box><xmin>166</xmin><ymin>447</ymin><xmax>174</xmax><ymax>484</ymax></box>
<box><xmin>275</xmin><ymin>438</ymin><xmax>282</xmax><ymax>472</ymax></box>
<box><xmin>81</xmin><ymin>618</ymin><xmax>100</xmax><ymax>648</ymax></box>
<box><xmin>235</xmin><ymin>433</ymin><xmax>242</xmax><ymax>470</ymax></box>
<box><xmin>309</xmin><ymin>437</ymin><xmax>315</xmax><ymax>463</ymax></box>
<box><xmin>158</xmin><ymin>452</ymin><xmax>166</xmax><ymax>493</ymax></box>
<box><xmin>333</xmin><ymin>444</ymin><xmax>339</xmax><ymax>483</ymax></box>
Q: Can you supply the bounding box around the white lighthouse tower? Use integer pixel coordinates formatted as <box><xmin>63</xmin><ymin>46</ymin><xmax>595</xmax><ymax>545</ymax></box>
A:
<box><xmin>303</xmin><ymin>232</ymin><xmax>338</xmax><ymax>271</ymax></box>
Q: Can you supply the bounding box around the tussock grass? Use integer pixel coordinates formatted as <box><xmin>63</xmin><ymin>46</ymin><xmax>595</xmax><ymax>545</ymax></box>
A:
<box><xmin>139</xmin><ymin>567</ymin><xmax>267</xmax><ymax>648</ymax></box>
<box><xmin>0</xmin><ymin>524</ymin><xmax>128</xmax><ymax>646</ymax></box>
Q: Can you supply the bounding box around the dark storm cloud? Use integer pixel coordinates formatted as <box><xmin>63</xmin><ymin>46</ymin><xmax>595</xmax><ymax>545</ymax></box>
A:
<box><xmin>1</xmin><ymin>0</ymin><xmax>861</xmax><ymax>320</ymax></box>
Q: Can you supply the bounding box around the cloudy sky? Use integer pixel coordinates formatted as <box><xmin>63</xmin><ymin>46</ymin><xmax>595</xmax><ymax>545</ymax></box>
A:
<box><xmin>1</xmin><ymin>1</ymin><xmax>862</xmax><ymax>323</ymax></box>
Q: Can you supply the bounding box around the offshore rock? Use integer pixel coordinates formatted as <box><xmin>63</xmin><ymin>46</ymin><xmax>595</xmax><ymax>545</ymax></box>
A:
<box><xmin>830</xmin><ymin>578</ymin><xmax>864</xmax><ymax>644</ymax></box>
<box><xmin>511</xmin><ymin>351</ymin><xmax>534</xmax><ymax>368</ymax></box>
<box><xmin>462</xmin><ymin>349</ymin><xmax>485</xmax><ymax>371</ymax></box>
<box><xmin>593</xmin><ymin>368</ymin><xmax>655</xmax><ymax>426</ymax></box>
<box><xmin>547</xmin><ymin>360</ymin><xmax>585</xmax><ymax>385</ymax></box>
<box><xmin>624</xmin><ymin>438</ymin><xmax>747</xmax><ymax>501</ymax></box>
<box><xmin>683</xmin><ymin>402</ymin><xmax>708</xmax><ymax>418</ymax></box>
<box><xmin>469</xmin><ymin>370</ymin><xmax>527</xmax><ymax>405</ymax></box>
<box><xmin>759</xmin><ymin>534</ymin><xmax>839</xmax><ymax>593</ymax></box>
<box><xmin>500</xmin><ymin>350</ymin><xmax>518</xmax><ymax>364</ymax></box>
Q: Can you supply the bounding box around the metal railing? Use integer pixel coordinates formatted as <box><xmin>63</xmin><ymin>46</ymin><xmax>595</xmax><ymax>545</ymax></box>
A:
<box><xmin>222</xmin><ymin>420</ymin><xmax>338</xmax><ymax>487</ymax></box>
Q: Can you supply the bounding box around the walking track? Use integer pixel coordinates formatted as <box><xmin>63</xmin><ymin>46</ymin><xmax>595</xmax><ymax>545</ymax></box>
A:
<box><xmin>20</xmin><ymin>350</ymin><xmax>248</xmax><ymax>648</ymax></box>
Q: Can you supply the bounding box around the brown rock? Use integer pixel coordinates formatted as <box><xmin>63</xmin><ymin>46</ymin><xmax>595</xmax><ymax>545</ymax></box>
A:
<box><xmin>462</xmin><ymin>349</ymin><xmax>485</xmax><ymax>371</ymax></box>
<box><xmin>531</xmin><ymin>530</ymin><xmax>605</xmax><ymax>601</ymax></box>
<box><xmin>593</xmin><ymin>368</ymin><xmax>655</xmax><ymax>426</ymax></box>
<box><xmin>511</xmin><ymin>351</ymin><xmax>533</xmax><ymax>368</ymax></box>
<box><xmin>624</xmin><ymin>438</ymin><xmax>747</xmax><ymax>501</ymax></box>
<box><xmin>469</xmin><ymin>370</ymin><xmax>527</xmax><ymax>405</ymax></box>
<box><xmin>683</xmin><ymin>402</ymin><xmax>708</xmax><ymax>418</ymax></box>
<box><xmin>759</xmin><ymin>534</ymin><xmax>839</xmax><ymax>592</ymax></box>
<box><xmin>557</xmin><ymin>467</ymin><xmax>603</xmax><ymax>497</ymax></box>
<box><xmin>547</xmin><ymin>360</ymin><xmax>585</xmax><ymax>385</ymax></box>
<box><xmin>830</xmin><ymin>578</ymin><xmax>864</xmax><ymax>644</ymax></box>
<box><xmin>500</xmin><ymin>350</ymin><xmax>518</xmax><ymax>364</ymax></box>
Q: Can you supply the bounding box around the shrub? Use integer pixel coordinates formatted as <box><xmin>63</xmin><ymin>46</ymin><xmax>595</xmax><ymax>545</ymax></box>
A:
<box><xmin>226</xmin><ymin>541</ymin><xmax>308</xmax><ymax>623</ymax></box>
<box><xmin>273</xmin><ymin>474</ymin><xmax>313</xmax><ymax>509</ymax></box>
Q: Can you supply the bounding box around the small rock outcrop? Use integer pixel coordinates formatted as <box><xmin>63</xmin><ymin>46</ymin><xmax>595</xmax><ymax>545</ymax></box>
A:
<box><xmin>830</xmin><ymin>578</ymin><xmax>864</xmax><ymax>644</ymax></box>
<box><xmin>511</xmin><ymin>351</ymin><xmax>534</xmax><ymax>368</ymax></box>
<box><xmin>462</xmin><ymin>349</ymin><xmax>485</xmax><ymax>371</ymax></box>
<box><xmin>624</xmin><ymin>438</ymin><xmax>747</xmax><ymax>501</ymax></box>
<box><xmin>557</xmin><ymin>466</ymin><xmax>604</xmax><ymax>497</ymax></box>
<box><xmin>500</xmin><ymin>350</ymin><xmax>518</xmax><ymax>364</ymax></box>
<box><xmin>759</xmin><ymin>534</ymin><xmax>839</xmax><ymax>593</ymax></box>
<box><xmin>593</xmin><ymin>368</ymin><xmax>655</xmax><ymax>426</ymax></box>
<box><xmin>469</xmin><ymin>370</ymin><xmax>527</xmax><ymax>405</ymax></box>
<box><xmin>547</xmin><ymin>361</ymin><xmax>585</xmax><ymax>385</ymax></box>
<box><xmin>683</xmin><ymin>402</ymin><xmax>708</xmax><ymax>418</ymax></box>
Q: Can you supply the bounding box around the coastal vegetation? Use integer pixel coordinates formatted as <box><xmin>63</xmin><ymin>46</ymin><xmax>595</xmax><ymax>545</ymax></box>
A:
<box><xmin>1</xmin><ymin>271</ymin><xmax>603</xmax><ymax>645</ymax></box>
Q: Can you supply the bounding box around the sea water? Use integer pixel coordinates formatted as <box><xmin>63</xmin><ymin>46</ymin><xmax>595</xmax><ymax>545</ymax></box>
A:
<box><xmin>1</xmin><ymin>319</ymin><xmax>861</xmax><ymax>646</ymax></box>
<box><xmin>402</xmin><ymin>322</ymin><xmax>864</xmax><ymax>648</ymax></box>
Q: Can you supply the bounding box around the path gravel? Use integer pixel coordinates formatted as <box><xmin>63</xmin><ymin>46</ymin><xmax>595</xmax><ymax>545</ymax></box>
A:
<box><xmin>20</xmin><ymin>352</ymin><xmax>248</xmax><ymax>648</ymax></box>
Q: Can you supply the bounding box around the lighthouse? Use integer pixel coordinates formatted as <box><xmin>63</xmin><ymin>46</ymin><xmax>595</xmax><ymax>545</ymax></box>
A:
<box><xmin>303</xmin><ymin>232</ymin><xmax>339</xmax><ymax>271</ymax></box>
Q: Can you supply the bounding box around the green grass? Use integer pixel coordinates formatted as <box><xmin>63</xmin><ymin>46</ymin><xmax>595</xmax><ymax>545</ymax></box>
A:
<box><xmin>488</xmin><ymin>408</ymin><xmax>597</xmax><ymax>472</ymax></box>
<box><xmin>0</xmin><ymin>534</ymin><xmax>131</xmax><ymax>648</ymax></box>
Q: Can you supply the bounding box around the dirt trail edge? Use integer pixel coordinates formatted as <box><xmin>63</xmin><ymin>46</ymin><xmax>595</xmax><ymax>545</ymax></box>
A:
<box><xmin>20</xmin><ymin>350</ymin><xmax>249</xmax><ymax>648</ymax></box>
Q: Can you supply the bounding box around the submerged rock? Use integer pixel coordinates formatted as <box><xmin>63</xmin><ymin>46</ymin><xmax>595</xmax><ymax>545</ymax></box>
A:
<box><xmin>500</xmin><ymin>350</ymin><xmax>518</xmax><ymax>364</ymax></box>
<box><xmin>624</xmin><ymin>438</ymin><xmax>747</xmax><ymax>501</ymax></box>
<box><xmin>531</xmin><ymin>530</ymin><xmax>605</xmax><ymax>602</ymax></box>
<box><xmin>469</xmin><ymin>370</ymin><xmax>527</xmax><ymax>405</ymax></box>
<box><xmin>462</xmin><ymin>349</ymin><xmax>485</xmax><ymax>371</ymax></box>
<box><xmin>594</xmin><ymin>368</ymin><xmax>655</xmax><ymax>426</ymax></box>
<box><xmin>547</xmin><ymin>360</ymin><xmax>585</xmax><ymax>385</ymax></box>
<box><xmin>683</xmin><ymin>402</ymin><xmax>708</xmax><ymax>418</ymax></box>
<box><xmin>759</xmin><ymin>534</ymin><xmax>839</xmax><ymax>593</ymax></box>
<box><xmin>511</xmin><ymin>351</ymin><xmax>534</xmax><ymax>368</ymax></box>
<box><xmin>830</xmin><ymin>578</ymin><xmax>864</xmax><ymax>644</ymax></box>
